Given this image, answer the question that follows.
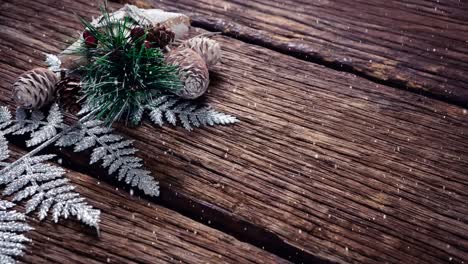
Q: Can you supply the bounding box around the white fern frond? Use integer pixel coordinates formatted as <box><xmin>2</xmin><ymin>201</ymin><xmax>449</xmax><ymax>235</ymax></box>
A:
<box><xmin>1</xmin><ymin>105</ymin><xmax>160</xmax><ymax>197</ymax></box>
<box><xmin>0</xmin><ymin>108</ymin><xmax>13</xmax><ymax>165</ymax></box>
<box><xmin>0</xmin><ymin>107</ymin><xmax>13</xmax><ymax>131</ymax></box>
<box><xmin>61</xmin><ymin>119</ymin><xmax>160</xmax><ymax>197</ymax></box>
<box><xmin>0</xmin><ymin>200</ymin><xmax>32</xmax><ymax>264</ymax></box>
<box><xmin>10</xmin><ymin>109</ymin><xmax>44</xmax><ymax>136</ymax></box>
<box><xmin>1</xmin><ymin>155</ymin><xmax>100</xmax><ymax>229</ymax></box>
<box><xmin>55</xmin><ymin>127</ymin><xmax>85</xmax><ymax>147</ymax></box>
<box><xmin>0</xmin><ymin>134</ymin><xmax>9</xmax><ymax>164</ymax></box>
<box><xmin>0</xmin><ymin>106</ymin><xmax>100</xmax><ymax>229</ymax></box>
<box><xmin>146</xmin><ymin>95</ymin><xmax>238</xmax><ymax>131</ymax></box>
<box><xmin>26</xmin><ymin>104</ymin><xmax>62</xmax><ymax>147</ymax></box>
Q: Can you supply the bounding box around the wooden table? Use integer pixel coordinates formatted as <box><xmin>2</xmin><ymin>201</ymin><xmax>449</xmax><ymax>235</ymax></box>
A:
<box><xmin>1</xmin><ymin>0</ymin><xmax>467</xmax><ymax>263</ymax></box>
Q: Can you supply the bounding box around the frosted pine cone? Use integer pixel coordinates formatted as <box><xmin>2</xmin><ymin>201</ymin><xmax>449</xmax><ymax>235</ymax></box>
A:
<box><xmin>165</xmin><ymin>47</ymin><xmax>209</xmax><ymax>99</ymax></box>
<box><xmin>182</xmin><ymin>37</ymin><xmax>221</xmax><ymax>68</ymax></box>
<box><xmin>12</xmin><ymin>68</ymin><xmax>59</xmax><ymax>109</ymax></box>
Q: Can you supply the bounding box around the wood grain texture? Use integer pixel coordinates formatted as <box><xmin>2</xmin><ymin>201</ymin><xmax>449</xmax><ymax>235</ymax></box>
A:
<box><xmin>5</xmin><ymin>145</ymin><xmax>288</xmax><ymax>264</ymax></box>
<box><xmin>125</xmin><ymin>0</ymin><xmax>468</xmax><ymax>106</ymax></box>
<box><xmin>1</xmin><ymin>0</ymin><xmax>468</xmax><ymax>264</ymax></box>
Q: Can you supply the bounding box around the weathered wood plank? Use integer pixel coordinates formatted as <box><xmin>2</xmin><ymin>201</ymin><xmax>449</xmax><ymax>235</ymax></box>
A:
<box><xmin>124</xmin><ymin>0</ymin><xmax>468</xmax><ymax>106</ymax></box>
<box><xmin>1</xmin><ymin>1</ymin><xmax>468</xmax><ymax>264</ymax></box>
<box><xmin>5</xmin><ymin>146</ymin><xmax>288</xmax><ymax>264</ymax></box>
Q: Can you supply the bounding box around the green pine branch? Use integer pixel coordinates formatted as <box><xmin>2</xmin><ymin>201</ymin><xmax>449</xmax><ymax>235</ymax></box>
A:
<box><xmin>74</xmin><ymin>3</ymin><xmax>181</xmax><ymax>125</ymax></box>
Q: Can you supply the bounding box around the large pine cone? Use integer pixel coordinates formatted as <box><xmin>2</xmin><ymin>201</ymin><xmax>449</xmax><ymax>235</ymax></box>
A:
<box><xmin>182</xmin><ymin>37</ymin><xmax>221</xmax><ymax>68</ymax></box>
<box><xmin>12</xmin><ymin>68</ymin><xmax>59</xmax><ymax>109</ymax></box>
<box><xmin>55</xmin><ymin>77</ymin><xmax>82</xmax><ymax>114</ymax></box>
<box><xmin>165</xmin><ymin>47</ymin><xmax>209</xmax><ymax>99</ymax></box>
<box><xmin>147</xmin><ymin>24</ymin><xmax>175</xmax><ymax>49</ymax></box>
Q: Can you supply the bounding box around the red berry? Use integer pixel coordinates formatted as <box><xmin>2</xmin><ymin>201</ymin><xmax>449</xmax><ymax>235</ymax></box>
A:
<box><xmin>83</xmin><ymin>30</ymin><xmax>98</xmax><ymax>48</ymax></box>
<box><xmin>83</xmin><ymin>30</ymin><xmax>92</xmax><ymax>39</ymax></box>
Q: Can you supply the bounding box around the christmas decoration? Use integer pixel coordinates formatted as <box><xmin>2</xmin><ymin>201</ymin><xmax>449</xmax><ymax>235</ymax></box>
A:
<box><xmin>2</xmin><ymin>4</ymin><xmax>241</xmax><ymax>262</ymax></box>
<box><xmin>182</xmin><ymin>36</ymin><xmax>222</xmax><ymax>68</ymax></box>
<box><xmin>47</xmin><ymin>3</ymin><xmax>237</xmax><ymax>128</ymax></box>
<box><xmin>75</xmin><ymin>7</ymin><xmax>182</xmax><ymax>125</ymax></box>
<box><xmin>12</xmin><ymin>68</ymin><xmax>59</xmax><ymax>110</ymax></box>
<box><xmin>166</xmin><ymin>47</ymin><xmax>210</xmax><ymax>99</ymax></box>
<box><xmin>0</xmin><ymin>200</ymin><xmax>32</xmax><ymax>264</ymax></box>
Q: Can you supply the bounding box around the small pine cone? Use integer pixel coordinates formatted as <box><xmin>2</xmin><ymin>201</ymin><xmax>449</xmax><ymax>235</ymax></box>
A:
<box><xmin>182</xmin><ymin>37</ymin><xmax>221</xmax><ymax>68</ymax></box>
<box><xmin>55</xmin><ymin>77</ymin><xmax>82</xmax><ymax>114</ymax></box>
<box><xmin>165</xmin><ymin>47</ymin><xmax>209</xmax><ymax>99</ymax></box>
<box><xmin>12</xmin><ymin>68</ymin><xmax>59</xmax><ymax>109</ymax></box>
<box><xmin>147</xmin><ymin>24</ymin><xmax>175</xmax><ymax>49</ymax></box>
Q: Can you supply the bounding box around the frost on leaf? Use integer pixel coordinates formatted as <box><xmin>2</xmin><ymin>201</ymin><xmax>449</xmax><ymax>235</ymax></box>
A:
<box><xmin>0</xmin><ymin>200</ymin><xmax>32</xmax><ymax>264</ymax></box>
<box><xmin>0</xmin><ymin>155</ymin><xmax>100</xmax><ymax>230</ymax></box>
<box><xmin>0</xmin><ymin>104</ymin><xmax>160</xmax><ymax>198</ymax></box>
<box><xmin>0</xmin><ymin>106</ymin><xmax>100</xmax><ymax>230</ymax></box>
<box><xmin>147</xmin><ymin>95</ymin><xmax>238</xmax><ymax>131</ymax></box>
<box><xmin>63</xmin><ymin>119</ymin><xmax>160</xmax><ymax>197</ymax></box>
<box><xmin>26</xmin><ymin>104</ymin><xmax>62</xmax><ymax>147</ymax></box>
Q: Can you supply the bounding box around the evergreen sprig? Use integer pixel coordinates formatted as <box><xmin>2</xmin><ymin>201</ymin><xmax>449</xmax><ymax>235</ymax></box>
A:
<box><xmin>76</xmin><ymin>4</ymin><xmax>181</xmax><ymax>125</ymax></box>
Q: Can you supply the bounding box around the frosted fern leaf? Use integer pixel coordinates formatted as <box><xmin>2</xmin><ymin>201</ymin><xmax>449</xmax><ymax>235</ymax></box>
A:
<box><xmin>0</xmin><ymin>200</ymin><xmax>32</xmax><ymax>264</ymax></box>
<box><xmin>26</xmin><ymin>104</ymin><xmax>62</xmax><ymax>147</ymax></box>
<box><xmin>147</xmin><ymin>95</ymin><xmax>238</xmax><ymax>131</ymax></box>
<box><xmin>0</xmin><ymin>155</ymin><xmax>100</xmax><ymax>230</ymax></box>
<box><xmin>61</xmin><ymin>119</ymin><xmax>160</xmax><ymax>197</ymax></box>
<box><xmin>0</xmin><ymin>106</ymin><xmax>100</xmax><ymax>230</ymax></box>
<box><xmin>10</xmin><ymin>108</ymin><xmax>44</xmax><ymax>136</ymax></box>
<box><xmin>1</xmin><ymin>105</ymin><xmax>158</xmax><ymax>197</ymax></box>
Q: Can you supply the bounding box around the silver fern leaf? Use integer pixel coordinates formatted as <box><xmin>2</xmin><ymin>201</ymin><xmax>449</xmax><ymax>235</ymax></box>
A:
<box><xmin>10</xmin><ymin>109</ymin><xmax>44</xmax><ymax>136</ymax></box>
<box><xmin>59</xmin><ymin>119</ymin><xmax>160</xmax><ymax>197</ymax></box>
<box><xmin>0</xmin><ymin>155</ymin><xmax>100</xmax><ymax>230</ymax></box>
<box><xmin>1</xmin><ymin>105</ymin><xmax>160</xmax><ymax>197</ymax></box>
<box><xmin>0</xmin><ymin>106</ymin><xmax>100</xmax><ymax>230</ymax></box>
<box><xmin>0</xmin><ymin>200</ymin><xmax>33</xmax><ymax>264</ymax></box>
<box><xmin>26</xmin><ymin>104</ymin><xmax>62</xmax><ymax>147</ymax></box>
<box><xmin>146</xmin><ymin>95</ymin><xmax>238</xmax><ymax>131</ymax></box>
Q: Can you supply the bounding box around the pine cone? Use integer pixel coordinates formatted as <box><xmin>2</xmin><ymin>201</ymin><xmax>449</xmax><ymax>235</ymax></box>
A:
<box><xmin>147</xmin><ymin>24</ymin><xmax>175</xmax><ymax>49</ymax></box>
<box><xmin>165</xmin><ymin>47</ymin><xmax>209</xmax><ymax>99</ymax></box>
<box><xmin>55</xmin><ymin>77</ymin><xmax>82</xmax><ymax>114</ymax></box>
<box><xmin>12</xmin><ymin>68</ymin><xmax>59</xmax><ymax>109</ymax></box>
<box><xmin>182</xmin><ymin>37</ymin><xmax>221</xmax><ymax>68</ymax></box>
